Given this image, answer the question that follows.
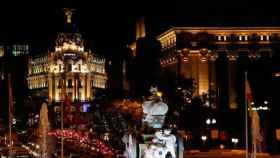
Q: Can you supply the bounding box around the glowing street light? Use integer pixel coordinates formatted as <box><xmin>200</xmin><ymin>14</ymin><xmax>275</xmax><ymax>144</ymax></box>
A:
<box><xmin>206</xmin><ymin>119</ymin><xmax>211</xmax><ymax>125</ymax></box>
<box><xmin>201</xmin><ymin>135</ymin><xmax>207</xmax><ymax>142</ymax></box>
<box><xmin>212</xmin><ymin>118</ymin><xmax>216</xmax><ymax>124</ymax></box>
<box><xmin>201</xmin><ymin>135</ymin><xmax>208</xmax><ymax>149</ymax></box>
<box><xmin>206</xmin><ymin>118</ymin><xmax>216</xmax><ymax>125</ymax></box>
<box><xmin>231</xmin><ymin>138</ymin><xmax>239</xmax><ymax>148</ymax></box>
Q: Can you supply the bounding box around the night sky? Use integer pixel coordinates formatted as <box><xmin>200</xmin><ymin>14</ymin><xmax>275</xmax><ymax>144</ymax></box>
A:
<box><xmin>0</xmin><ymin>1</ymin><xmax>280</xmax><ymax>55</ymax></box>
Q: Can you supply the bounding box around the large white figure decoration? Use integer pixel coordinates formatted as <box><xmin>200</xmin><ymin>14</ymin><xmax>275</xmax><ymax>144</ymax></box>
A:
<box><xmin>142</xmin><ymin>86</ymin><xmax>168</xmax><ymax>129</ymax></box>
<box><xmin>141</xmin><ymin>86</ymin><xmax>176</xmax><ymax>158</ymax></box>
<box><xmin>143</xmin><ymin>129</ymin><xmax>176</xmax><ymax>158</ymax></box>
<box><xmin>122</xmin><ymin>134</ymin><xmax>137</xmax><ymax>158</ymax></box>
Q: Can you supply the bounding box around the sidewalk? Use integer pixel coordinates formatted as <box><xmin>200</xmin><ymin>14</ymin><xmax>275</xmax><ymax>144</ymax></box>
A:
<box><xmin>184</xmin><ymin>149</ymin><xmax>280</xmax><ymax>158</ymax></box>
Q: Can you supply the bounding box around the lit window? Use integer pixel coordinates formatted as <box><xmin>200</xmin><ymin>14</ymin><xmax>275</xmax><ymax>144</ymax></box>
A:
<box><xmin>223</xmin><ymin>36</ymin><xmax>227</xmax><ymax>41</ymax></box>
<box><xmin>0</xmin><ymin>46</ymin><xmax>4</xmax><ymax>57</ymax></box>
<box><xmin>78</xmin><ymin>64</ymin><xmax>81</xmax><ymax>71</ymax></box>
<box><xmin>68</xmin><ymin>64</ymin><xmax>72</xmax><ymax>72</ymax></box>
<box><xmin>239</xmin><ymin>35</ymin><xmax>247</xmax><ymax>41</ymax></box>
<box><xmin>260</xmin><ymin>35</ymin><xmax>264</xmax><ymax>41</ymax></box>
<box><xmin>12</xmin><ymin>45</ymin><xmax>29</xmax><ymax>56</ymax></box>
<box><xmin>68</xmin><ymin>79</ymin><xmax>73</xmax><ymax>88</ymax></box>
<box><xmin>260</xmin><ymin>35</ymin><xmax>270</xmax><ymax>41</ymax></box>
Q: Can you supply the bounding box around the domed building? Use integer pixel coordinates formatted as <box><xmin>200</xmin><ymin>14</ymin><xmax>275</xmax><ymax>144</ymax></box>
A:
<box><xmin>27</xmin><ymin>9</ymin><xmax>107</xmax><ymax>103</ymax></box>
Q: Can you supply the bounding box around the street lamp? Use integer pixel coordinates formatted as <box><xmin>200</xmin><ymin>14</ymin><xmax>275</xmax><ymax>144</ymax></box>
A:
<box><xmin>206</xmin><ymin>118</ymin><xmax>216</xmax><ymax>125</ymax></box>
<box><xmin>231</xmin><ymin>138</ymin><xmax>239</xmax><ymax>148</ymax></box>
<box><xmin>201</xmin><ymin>135</ymin><xmax>208</xmax><ymax>150</ymax></box>
<box><xmin>201</xmin><ymin>135</ymin><xmax>207</xmax><ymax>141</ymax></box>
<box><xmin>211</xmin><ymin>118</ymin><xmax>216</xmax><ymax>124</ymax></box>
<box><xmin>201</xmin><ymin>135</ymin><xmax>207</xmax><ymax>145</ymax></box>
<box><xmin>206</xmin><ymin>119</ymin><xmax>211</xmax><ymax>125</ymax></box>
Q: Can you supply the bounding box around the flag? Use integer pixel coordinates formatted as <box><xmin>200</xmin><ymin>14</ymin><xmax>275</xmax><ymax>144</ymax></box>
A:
<box><xmin>251</xmin><ymin>109</ymin><xmax>263</xmax><ymax>152</ymax></box>
<box><xmin>245</xmin><ymin>75</ymin><xmax>263</xmax><ymax>154</ymax></box>
<box><xmin>8</xmin><ymin>73</ymin><xmax>14</xmax><ymax>147</ymax></box>
<box><xmin>245</xmin><ymin>78</ymin><xmax>253</xmax><ymax>116</ymax></box>
<box><xmin>8</xmin><ymin>74</ymin><xmax>14</xmax><ymax>127</ymax></box>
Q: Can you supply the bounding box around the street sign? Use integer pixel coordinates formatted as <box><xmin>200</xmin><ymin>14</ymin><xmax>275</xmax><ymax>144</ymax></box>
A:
<box><xmin>211</xmin><ymin>129</ymin><xmax>219</xmax><ymax>139</ymax></box>
<box><xmin>276</xmin><ymin>129</ymin><xmax>280</xmax><ymax>140</ymax></box>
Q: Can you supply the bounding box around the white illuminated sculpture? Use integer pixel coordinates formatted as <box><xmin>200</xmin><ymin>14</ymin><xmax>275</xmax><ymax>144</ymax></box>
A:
<box><xmin>142</xmin><ymin>86</ymin><xmax>168</xmax><ymax>129</ymax></box>
<box><xmin>141</xmin><ymin>86</ymin><xmax>176</xmax><ymax>158</ymax></box>
<box><xmin>143</xmin><ymin>129</ymin><xmax>176</xmax><ymax>158</ymax></box>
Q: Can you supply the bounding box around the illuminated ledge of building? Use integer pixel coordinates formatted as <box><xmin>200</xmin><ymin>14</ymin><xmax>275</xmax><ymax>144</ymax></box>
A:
<box><xmin>275</xmin><ymin>72</ymin><xmax>280</xmax><ymax>77</ymax></box>
<box><xmin>55</xmin><ymin>43</ymin><xmax>84</xmax><ymax>52</ymax></box>
<box><xmin>157</xmin><ymin>27</ymin><xmax>280</xmax><ymax>44</ymax></box>
<box><xmin>158</xmin><ymin>27</ymin><xmax>280</xmax><ymax>37</ymax></box>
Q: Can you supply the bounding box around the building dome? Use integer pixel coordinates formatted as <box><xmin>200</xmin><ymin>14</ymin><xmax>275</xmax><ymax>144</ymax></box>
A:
<box><xmin>56</xmin><ymin>32</ymin><xmax>83</xmax><ymax>47</ymax></box>
<box><xmin>54</xmin><ymin>8</ymin><xmax>84</xmax><ymax>53</ymax></box>
<box><xmin>54</xmin><ymin>32</ymin><xmax>84</xmax><ymax>53</ymax></box>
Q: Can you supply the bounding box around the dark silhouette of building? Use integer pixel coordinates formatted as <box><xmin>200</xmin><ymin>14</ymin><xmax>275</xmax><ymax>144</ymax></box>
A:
<box><xmin>0</xmin><ymin>43</ymin><xmax>30</xmax><ymax>125</ymax></box>
<box><xmin>127</xmin><ymin>17</ymin><xmax>162</xmax><ymax>98</ymax></box>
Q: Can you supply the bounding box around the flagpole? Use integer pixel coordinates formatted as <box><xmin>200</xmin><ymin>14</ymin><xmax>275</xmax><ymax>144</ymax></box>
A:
<box><xmin>245</xmin><ymin>71</ymin><xmax>249</xmax><ymax>158</ymax></box>
<box><xmin>61</xmin><ymin>100</ymin><xmax>64</xmax><ymax>158</ymax></box>
<box><xmin>8</xmin><ymin>73</ymin><xmax>13</xmax><ymax>155</ymax></box>
<box><xmin>61</xmin><ymin>77</ymin><xmax>65</xmax><ymax>158</ymax></box>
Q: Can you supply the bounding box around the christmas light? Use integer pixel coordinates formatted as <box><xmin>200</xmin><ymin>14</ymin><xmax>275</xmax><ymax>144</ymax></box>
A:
<box><xmin>48</xmin><ymin>129</ymin><xmax>114</xmax><ymax>156</ymax></box>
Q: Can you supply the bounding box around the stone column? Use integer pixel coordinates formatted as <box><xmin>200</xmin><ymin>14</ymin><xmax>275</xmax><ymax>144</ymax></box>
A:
<box><xmin>180</xmin><ymin>48</ymin><xmax>191</xmax><ymax>79</ymax></box>
<box><xmin>70</xmin><ymin>75</ymin><xmax>75</xmax><ymax>102</ymax></box>
<box><xmin>86</xmin><ymin>74</ymin><xmax>91</xmax><ymax>101</ymax></box>
<box><xmin>48</xmin><ymin>74</ymin><xmax>53</xmax><ymax>103</ymax></box>
<box><xmin>198</xmin><ymin>49</ymin><xmax>209</xmax><ymax>95</ymax></box>
<box><xmin>74</xmin><ymin>75</ymin><xmax>77</xmax><ymax>101</ymax></box>
<box><xmin>54</xmin><ymin>76</ymin><xmax>59</xmax><ymax>102</ymax></box>
<box><xmin>85</xmin><ymin>74</ymin><xmax>91</xmax><ymax>101</ymax></box>
<box><xmin>80</xmin><ymin>74</ymin><xmax>86</xmax><ymax>101</ymax></box>
<box><xmin>208</xmin><ymin>51</ymin><xmax>218</xmax><ymax>108</ymax></box>
<box><xmin>227</xmin><ymin>51</ymin><xmax>239</xmax><ymax>109</ymax></box>
<box><xmin>248</xmin><ymin>51</ymin><xmax>261</xmax><ymax>60</ymax></box>
<box><xmin>189</xmin><ymin>50</ymin><xmax>200</xmax><ymax>96</ymax></box>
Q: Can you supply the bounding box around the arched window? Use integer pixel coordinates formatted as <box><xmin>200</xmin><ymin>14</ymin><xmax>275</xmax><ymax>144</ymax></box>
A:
<box><xmin>68</xmin><ymin>64</ymin><xmax>72</xmax><ymax>72</ymax></box>
<box><xmin>58</xmin><ymin>79</ymin><xmax>64</xmax><ymax>88</ymax></box>
<box><xmin>68</xmin><ymin>79</ymin><xmax>73</xmax><ymax>88</ymax></box>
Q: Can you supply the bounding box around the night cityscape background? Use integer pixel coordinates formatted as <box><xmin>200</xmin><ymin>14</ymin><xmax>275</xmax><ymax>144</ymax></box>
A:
<box><xmin>0</xmin><ymin>1</ymin><xmax>280</xmax><ymax>158</ymax></box>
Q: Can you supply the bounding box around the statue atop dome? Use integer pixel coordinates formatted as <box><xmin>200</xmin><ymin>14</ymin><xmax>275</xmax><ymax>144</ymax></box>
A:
<box><xmin>63</xmin><ymin>8</ymin><xmax>75</xmax><ymax>24</ymax></box>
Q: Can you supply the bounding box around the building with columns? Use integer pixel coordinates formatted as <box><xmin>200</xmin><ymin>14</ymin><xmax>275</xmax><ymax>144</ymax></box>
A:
<box><xmin>27</xmin><ymin>9</ymin><xmax>107</xmax><ymax>103</ymax></box>
<box><xmin>157</xmin><ymin>27</ymin><xmax>278</xmax><ymax>109</ymax></box>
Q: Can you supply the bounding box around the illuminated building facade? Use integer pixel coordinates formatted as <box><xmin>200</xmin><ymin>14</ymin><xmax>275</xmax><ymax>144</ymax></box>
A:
<box><xmin>12</xmin><ymin>44</ymin><xmax>29</xmax><ymax>56</ymax></box>
<box><xmin>27</xmin><ymin>9</ymin><xmax>107</xmax><ymax>103</ymax></box>
<box><xmin>0</xmin><ymin>43</ymin><xmax>30</xmax><ymax>122</ymax></box>
<box><xmin>0</xmin><ymin>45</ymin><xmax>4</xmax><ymax>58</ymax></box>
<box><xmin>0</xmin><ymin>45</ymin><xmax>4</xmax><ymax>80</ymax></box>
<box><xmin>157</xmin><ymin>27</ymin><xmax>278</xmax><ymax>109</ymax></box>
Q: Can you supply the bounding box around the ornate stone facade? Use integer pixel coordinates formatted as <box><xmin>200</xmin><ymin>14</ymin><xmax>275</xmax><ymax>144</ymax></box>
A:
<box><xmin>27</xmin><ymin>10</ymin><xmax>107</xmax><ymax>103</ymax></box>
<box><xmin>158</xmin><ymin>27</ymin><xmax>279</xmax><ymax>109</ymax></box>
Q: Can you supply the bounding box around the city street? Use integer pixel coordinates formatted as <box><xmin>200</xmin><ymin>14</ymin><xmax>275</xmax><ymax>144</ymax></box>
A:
<box><xmin>1</xmin><ymin>2</ymin><xmax>280</xmax><ymax>158</ymax></box>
